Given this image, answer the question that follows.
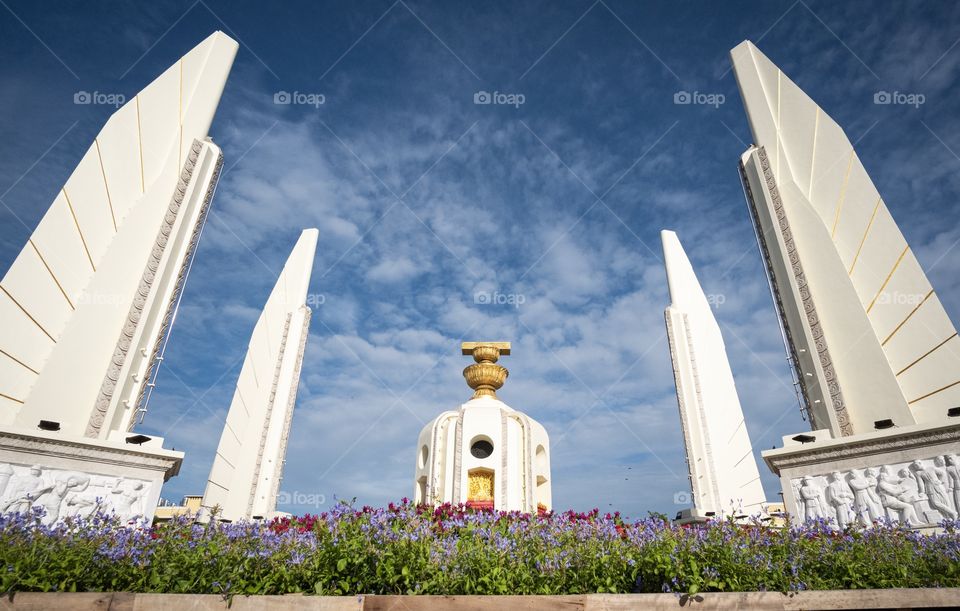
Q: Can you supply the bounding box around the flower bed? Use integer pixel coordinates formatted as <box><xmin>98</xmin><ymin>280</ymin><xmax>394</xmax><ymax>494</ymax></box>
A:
<box><xmin>1</xmin><ymin>500</ymin><xmax>958</xmax><ymax>596</ymax></box>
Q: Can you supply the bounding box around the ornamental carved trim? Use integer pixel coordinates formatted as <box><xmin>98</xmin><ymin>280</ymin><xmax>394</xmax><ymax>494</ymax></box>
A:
<box><xmin>268</xmin><ymin>306</ymin><xmax>312</xmax><ymax>510</ymax></box>
<box><xmin>500</xmin><ymin>409</ymin><xmax>508</xmax><ymax>508</ymax></box>
<box><xmin>504</xmin><ymin>411</ymin><xmax>534</xmax><ymax>510</ymax></box>
<box><xmin>664</xmin><ymin>309</ymin><xmax>697</xmax><ymax>500</ymax></box>
<box><xmin>738</xmin><ymin>158</ymin><xmax>816</xmax><ymax>428</ymax></box>
<box><xmin>0</xmin><ymin>430</ymin><xmax>181</xmax><ymax>474</ymax></box>
<box><xmin>749</xmin><ymin>147</ymin><xmax>852</xmax><ymax>436</ymax></box>
<box><xmin>767</xmin><ymin>424</ymin><xmax>960</xmax><ymax>471</ymax></box>
<box><xmin>129</xmin><ymin>144</ymin><xmax>224</xmax><ymax>429</ymax></box>
<box><xmin>247</xmin><ymin>311</ymin><xmax>293</xmax><ymax>517</ymax></box>
<box><xmin>510</xmin><ymin>412</ymin><xmax>533</xmax><ymax>510</ymax></box>
<box><xmin>682</xmin><ymin>312</ymin><xmax>722</xmax><ymax>506</ymax></box>
<box><xmin>87</xmin><ymin>140</ymin><xmax>222</xmax><ymax>438</ymax></box>
<box><xmin>452</xmin><ymin>408</ymin><xmax>465</xmax><ymax>503</ymax></box>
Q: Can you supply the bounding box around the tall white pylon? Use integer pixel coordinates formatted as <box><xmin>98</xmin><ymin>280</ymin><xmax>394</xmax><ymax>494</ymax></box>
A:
<box><xmin>202</xmin><ymin>229</ymin><xmax>318</xmax><ymax>521</ymax></box>
<box><xmin>662</xmin><ymin>230</ymin><xmax>767</xmax><ymax>519</ymax></box>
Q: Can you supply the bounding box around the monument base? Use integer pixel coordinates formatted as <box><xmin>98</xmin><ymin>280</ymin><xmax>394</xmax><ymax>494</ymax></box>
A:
<box><xmin>0</xmin><ymin>426</ymin><xmax>183</xmax><ymax>524</ymax></box>
<box><xmin>763</xmin><ymin>421</ymin><xmax>960</xmax><ymax>527</ymax></box>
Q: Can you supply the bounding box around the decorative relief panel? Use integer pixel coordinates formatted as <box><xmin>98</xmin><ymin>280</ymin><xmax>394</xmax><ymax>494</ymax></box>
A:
<box><xmin>0</xmin><ymin>462</ymin><xmax>152</xmax><ymax>525</ymax></box>
<box><xmin>791</xmin><ymin>454</ymin><xmax>960</xmax><ymax>527</ymax></box>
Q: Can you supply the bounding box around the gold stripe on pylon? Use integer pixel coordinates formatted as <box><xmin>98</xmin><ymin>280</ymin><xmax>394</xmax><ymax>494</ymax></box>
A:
<box><xmin>866</xmin><ymin>246</ymin><xmax>909</xmax><ymax>313</ymax></box>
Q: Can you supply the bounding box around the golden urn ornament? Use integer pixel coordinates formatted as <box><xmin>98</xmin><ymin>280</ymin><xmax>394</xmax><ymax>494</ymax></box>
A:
<box><xmin>461</xmin><ymin>342</ymin><xmax>510</xmax><ymax>399</ymax></box>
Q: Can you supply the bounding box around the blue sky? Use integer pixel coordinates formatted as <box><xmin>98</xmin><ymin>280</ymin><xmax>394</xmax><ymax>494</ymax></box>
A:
<box><xmin>2</xmin><ymin>1</ymin><xmax>960</xmax><ymax>518</ymax></box>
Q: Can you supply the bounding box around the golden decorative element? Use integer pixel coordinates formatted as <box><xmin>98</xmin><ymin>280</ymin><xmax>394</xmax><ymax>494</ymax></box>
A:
<box><xmin>461</xmin><ymin>342</ymin><xmax>511</xmax><ymax>399</ymax></box>
<box><xmin>467</xmin><ymin>469</ymin><xmax>494</xmax><ymax>501</ymax></box>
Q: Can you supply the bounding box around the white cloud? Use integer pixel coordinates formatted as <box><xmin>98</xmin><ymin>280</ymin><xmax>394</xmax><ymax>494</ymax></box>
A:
<box><xmin>366</xmin><ymin>256</ymin><xmax>421</xmax><ymax>283</ymax></box>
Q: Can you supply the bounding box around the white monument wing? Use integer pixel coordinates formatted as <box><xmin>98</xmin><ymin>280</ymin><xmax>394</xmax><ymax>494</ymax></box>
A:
<box><xmin>732</xmin><ymin>41</ymin><xmax>960</xmax><ymax>434</ymax></box>
<box><xmin>0</xmin><ymin>33</ymin><xmax>237</xmax><ymax>436</ymax></box>
<box><xmin>203</xmin><ymin>229</ymin><xmax>318</xmax><ymax>521</ymax></box>
<box><xmin>662</xmin><ymin>230</ymin><xmax>767</xmax><ymax>517</ymax></box>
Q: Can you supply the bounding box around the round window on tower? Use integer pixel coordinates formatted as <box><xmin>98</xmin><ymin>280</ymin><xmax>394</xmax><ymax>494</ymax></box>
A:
<box><xmin>470</xmin><ymin>437</ymin><xmax>494</xmax><ymax>459</ymax></box>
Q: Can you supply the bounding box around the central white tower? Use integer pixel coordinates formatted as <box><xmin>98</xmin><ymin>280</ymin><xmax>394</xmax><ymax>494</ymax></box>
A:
<box><xmin>414</xmin><ymin>342</ymin><xmax>551</xmax><ymax>512</ymax></box>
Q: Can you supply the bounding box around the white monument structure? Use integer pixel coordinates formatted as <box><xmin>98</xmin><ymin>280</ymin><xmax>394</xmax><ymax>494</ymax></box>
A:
<box><xmin>733</xmin><ymin>40</ymin><xmax>960</xmax><ymax>525</ymax></box>
<box><xmin>414</xmin><ymin>343</ymin><xmax>551</xmax><ymax>512</ymax></box>
<box><xmin>0</xmin><ymin>32</ymin><xmax>237</xmax><ymax>523</ymax></box>
<box><xmin>662</xmin><ymin>230</ymin><xmax>768</xmax><ymax>522</ymax></box>
<box><xmin>202</xmin><ymin>229</ymin><xmax>318</xmax><ymax>522</ymax></box>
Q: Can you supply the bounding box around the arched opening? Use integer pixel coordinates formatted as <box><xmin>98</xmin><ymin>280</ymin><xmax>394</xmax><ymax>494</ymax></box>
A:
<box><xmin>535</xmin><ymin>445</ymin><xmax>547</xmax><ymax>469</ymax></box>
<box><xmin>416</xmin><ymin>476</ymin><xmax>428</xmax><ymax>505</ymax></box>
<box><xmin>535</xmin><ymin>445</ymin><xmax>550</xmax><ymax>512</ymax></box>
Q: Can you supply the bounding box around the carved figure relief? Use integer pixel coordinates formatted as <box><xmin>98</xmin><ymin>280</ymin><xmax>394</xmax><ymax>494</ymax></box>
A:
<box><xmin>911</xmin><ymin>459</ymin><xmax>956</xmax><ymax>520</ymax></box>
<box><xmin>877</xmin><ymin>466</ymin><xmax>920</xmax><ymax>526</ymax></box>
<box><xmin>824</xmin><ymin>472</ymin><xmax>854</xmax><ymax>528</ymax></box>
<box><xmin>0</xmin><ymin>463</ymin><xmax>151</xmax><ymax>524</ymax></box>
<box><xmin>790</xmin><ymin>456</ymin><xmax>960</xmax><ymax>527</ymax></box>
<box><xmin>847</xmin><ymin>469</ymin><xmax>883</xmax><ymax>526</ymax></box>
<box><xmin>798</xmin><ymin>477</ymin><xmax>826</xmax><ymax>520</ymax></box>
<box><xmin>945</xmin><ymin>454</ymin><xmax>960</xmax><ymax>512</ymax></box>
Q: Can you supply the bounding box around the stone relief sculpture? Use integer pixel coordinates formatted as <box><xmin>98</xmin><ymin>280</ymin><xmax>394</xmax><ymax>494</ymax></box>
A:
<box><xmin>64</xmin><ymin>478</ymin><xmax>106</xmax><ymax>519</ymax></box>
<box><xmin>116</xmin><ymin>481</ymin><xmax>146</xmax><ymax>518</ymax></box>
<box><xmin>0</xmin><ymin>463</ymin><xmax>150</xmax><ymax>523</ymax></box>
<box><xmin>1</xmin><ymin>465</ymin><xmax>46</xmax><ymax>514</ymax></box>
<box><xmin>911</xmin><ymin>459</ymin><xmax>957</xmax><ymax>520</ymax></box>
<box><xmin>877</xmin><ymin>466</ymin><xmax>920</xmax><ymax>526</ymax></box>
<box><xmin>791</xmin><ymin>456</ymin><xmax>960</xmax><ymax>527</ymax></box>
<box><xmin>847</xmin><ymin>469</ymin><xmax>883</xmax><ymax>526</ymax></box>
<box><xmin>946</xmin><ymin>455</ymin><xmax>960</xmax><ymax>512</ymax></box>
<box><xmin>0</xmin><ymin>465</ymin><xmax>13</xmax><ymax>498</ymax></box>
<box><xmin>824</xmin><ymin>472</ymin><xmax>855</xmax><ymax>528</ymax></box>
<box><xmin>799</xmin><ymin>477</ymin><xmax>827</xmax><ymax>520</ymax></box>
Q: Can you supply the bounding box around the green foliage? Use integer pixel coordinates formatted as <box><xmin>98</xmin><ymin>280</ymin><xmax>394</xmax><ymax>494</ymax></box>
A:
<box><xmin>1</xmin><ymin>503</ymin><xmax>957</xmax><ymax>596</ymax></box>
